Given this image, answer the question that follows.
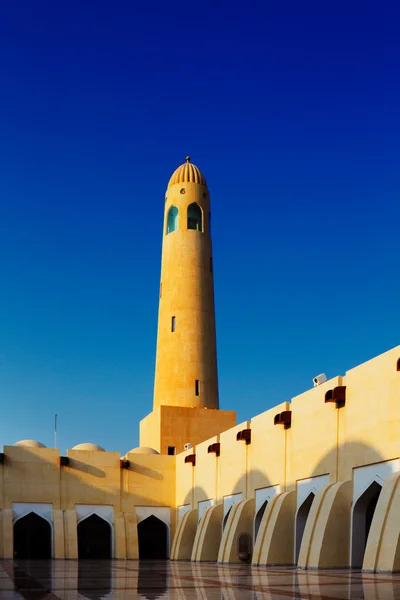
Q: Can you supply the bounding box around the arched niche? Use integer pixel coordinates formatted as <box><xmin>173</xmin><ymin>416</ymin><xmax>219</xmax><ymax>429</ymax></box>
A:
<box><xmin>351</xmin><ymin>479</ymin><xmax>382</xmax><ymax>567</ymax></box>
<box><xmin>77</xmin><ymin>514</ymin><xmax>112</xmax><ymax>559</ymax></box>
<box><xmin>187</xmin><ymin>203</ymin><xmax>203</xmax><ymax>232</ymax></box>
<box><xmin>295</xmin><ymin>491</ymin><xmax>315</xmax><ymax>561</ymax></box>
<box><xmin>138</xmin><ymin>515</ymin><xmax>168</xmax><ymax>559</ymax></box>
<box><xmin>166</xmin><ymin>205</ymin><xmax>179</xmax><ymax>234</ymax></box>
<box><xmin>237</xmin><ymin>532</ymin><xmax>252</xmax><ymax>563</ymax></box>
<box><xmin>14</xmin><ymin>512</ymin><xmax>52</xmax><ymax>559</ymax></box>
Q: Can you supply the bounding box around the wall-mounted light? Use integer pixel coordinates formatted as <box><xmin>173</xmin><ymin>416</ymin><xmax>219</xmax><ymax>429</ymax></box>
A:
<box><xmin>60</xmin><ymin>456</ymin><xmax>70</xmax><ymax>467</ymax></box>
<box><xmin>120</xmin><ymin>459</ymin><xmax>130</xmax><ymax>469</ymax></box>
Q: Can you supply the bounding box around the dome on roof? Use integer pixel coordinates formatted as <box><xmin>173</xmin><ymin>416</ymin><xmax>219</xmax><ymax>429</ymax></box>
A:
<box><xmin>128</xmin><ymin>446</ymin><xmax>160</xmax><ymax>455</ymax></box>
<box><xmin>168</xmin><ymin>157</ymin><xmax>207</xmax><ymax>189</ymax></box>
<box><xmin>14</xmin><ymin>440</ymin><xmax>46</xmax><ymax>448</ymax></box>
<box><xmin>72</xmin><ymin>442</ymin><xmax>105</xmax><ymax>452</ymax></box>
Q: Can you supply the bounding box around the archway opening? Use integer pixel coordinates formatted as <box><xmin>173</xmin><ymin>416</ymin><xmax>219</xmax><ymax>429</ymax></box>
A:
<box><xmin>254</xmin><ymin>500</ymin><xmax>268</xmax><ymax>541</ymax></box>
<box><xmin>187</xmin><ymin>203</ymin><xmax>202</xmax><ymax>231</ymax></box>
<box><xmin>295</xmin><ymin>492</ymin><xmax>314</xmax><ymax>561</ymax></box>
<box><xmin>14</xmin><ymin>512</ymin><xmax>51</xmax><ymax>559</ymax></box>
<box><xmin>166</xmin><ymin>205</ymin><xmax>178</xmax><ymax>234</ymax></box>
<box><xmin>352</xmin><ymin>480</ymin><xmax>382</xmax><ymax>567</ymax></box>
<box><xmin>138</xmin><ymin>515</ymin><xmax>168</xmax><ymax>559</ymax></box>
<box><xmin>77</xmin><ymin>514</ymin><xmax>112</xmax><ymax>559</ymax></box>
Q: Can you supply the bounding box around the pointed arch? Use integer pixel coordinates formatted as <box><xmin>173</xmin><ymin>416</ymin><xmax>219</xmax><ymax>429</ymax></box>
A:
<box><xmin>187</xmin><ymin>203</ymin><xmax>203</xmax><ymax>231</ymax></box>
<box><xmin>138</xmin><ymin>515</ymin><xmax>168</xmax><ymax>559</ymax></box>
<box><xmin>254</xmin><ymin>499</ymin><xmax>268</xmax><ymax>541</ymax></box>
<box><xmin>77</xmin><ymin>513</ymin><xmax>112</xmax><ymax>559</ymax></box>
<box><xmin>166</xmin><ymin>205</ymin><xmax>179</xmax><ymax>234</ymax></box>
<box><xmin>295</xmin><ymin>491</ymin><xmax>315</xmax><ymax>561</ymax></box>
<box><xmin>351</xmin><ymin>479</ymin><xmax>382</xmax><ymax>567</ymax></box>
<box><xmin>14</xmin><ymin>512</ymin><xmax>52</xmax><ymax>558</ymax></box>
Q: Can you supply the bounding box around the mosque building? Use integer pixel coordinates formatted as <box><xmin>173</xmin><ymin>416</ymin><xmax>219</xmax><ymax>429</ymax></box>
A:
<box><xmin>1</xmin><ymin>158</ymin><xmax>400</xmax><ymax>573</ymax></box>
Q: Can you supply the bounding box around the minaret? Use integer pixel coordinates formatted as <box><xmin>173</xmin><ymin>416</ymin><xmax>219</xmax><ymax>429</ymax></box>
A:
<box><xmin>153</xmin><ymin>157</ymin><xmax>219</xmax><ymax>410</ymax></box>
<box><xmin>139</xmin><ymin>158</ymin><xmax>235</xmax><ymax>455</ymax></box>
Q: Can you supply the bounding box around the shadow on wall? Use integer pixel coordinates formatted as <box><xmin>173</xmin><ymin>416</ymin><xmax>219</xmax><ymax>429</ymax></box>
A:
<box><xmin>296</xmin><ymin>442</ymin><xmax>386</xmax><ymax>569</ymax></box>
<box><xmin>179</xmin><ymin>469</ymin><xmax>273</xmax><ymax>563</ymax></box>
<box><xmin>3</xmin><ymin>445</ymin><xmax>173</xmax><ymax>560</ymax></box>
<box><xmin>177</xmin><ymin>442</ymin><xmax>388</xmax><ymax>568</ymax></box>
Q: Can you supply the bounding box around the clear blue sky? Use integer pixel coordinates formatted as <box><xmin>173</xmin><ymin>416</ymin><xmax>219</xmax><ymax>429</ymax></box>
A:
<box><xmin>1</xmin><ymin>2</ymin><xmax>399</xmax><ymax>453</ymax></box>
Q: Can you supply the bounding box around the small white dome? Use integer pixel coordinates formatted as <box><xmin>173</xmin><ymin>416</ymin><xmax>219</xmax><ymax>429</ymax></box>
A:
<box><xmin>128</xmin><ymin>446</ymin><xmax>160</xmax><ymax>455</ymax></box>
<box><xmin>72</xmin><ymin>442</ymin><xmax>105</xmax><ymax>452</ymax></box>
<box><xmin>14</xmin><ymin>440</ymin><xmax>46</xmax><ymax>449</ymax></box>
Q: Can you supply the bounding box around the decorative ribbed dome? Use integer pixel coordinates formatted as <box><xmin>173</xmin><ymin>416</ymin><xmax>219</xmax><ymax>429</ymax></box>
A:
<box><xmin>127</xmin><ymin>446</ymin><xmax>160</xmax><ymax>455</ymax></box>
<box><xmin>14</xmin><ymin>440</ymin><xmax>46</xmax><ymax>448</ymax></box>
<box><xmin>72</xmin><ymin>442</ymin><xmax>105</xmax><ymax>452</ymax></box>
<box><xmin>168</xmin><ymin>157</ymin><xmax>207</xmax><ymax>189</ymax></box>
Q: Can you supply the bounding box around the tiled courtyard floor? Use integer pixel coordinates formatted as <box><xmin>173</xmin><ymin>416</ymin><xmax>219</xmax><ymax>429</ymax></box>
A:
<box><xmin>0</xmin><ymin>559</ymin><xmax>399</xmax><ymax>600</ymax></box>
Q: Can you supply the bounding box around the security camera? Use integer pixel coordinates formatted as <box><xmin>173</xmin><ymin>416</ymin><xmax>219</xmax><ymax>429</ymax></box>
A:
<box><xmin>184</xmin><ymin>443</ymin><xmax>192</xmax><ymax>451</ymax></box>
<box><xmin>313</xmin><ymin>373</ymin><xmax>327</xmax><ymax>387</ymax></box>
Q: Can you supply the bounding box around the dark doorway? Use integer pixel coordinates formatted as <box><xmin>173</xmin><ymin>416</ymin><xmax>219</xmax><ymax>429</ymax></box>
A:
<box><xmin>352</xmin><ymin>480</ymin><xmax>382</xmax><ymax>567</ymax></box>
<box><xmin>14</xmin><ymin>512</ymin><xmax>51</xmax><ymax>559</ymax></box>
<box><xmin>295</xmin><ymin>492</ymin><xmax>315</xmax><ymax>562</ymax></box>
<box><xmin>254</xmin><ymin>500</ymin><xmax>268</xmax><ymax>541</ymax></box>
<box><xmin>138</xmin><ymin>516</ymin><xmax>168</xmax><ymax>559</ymax></box>
<box><xmin>77</xmin><ymin>514</ymin><xmax>112</xmax><ymax>559</ymax></box>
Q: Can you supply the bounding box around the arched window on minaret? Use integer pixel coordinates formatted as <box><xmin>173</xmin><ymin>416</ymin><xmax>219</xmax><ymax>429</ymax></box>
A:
<box><xmin>166</xmin><ymin>206</ymin><xmax>179</xmax><ymax>234</ymax></box>
<box><xmin>187</xmin><ymin>203</ymin><xmax>203</xmax><ymax>232</ymax></box>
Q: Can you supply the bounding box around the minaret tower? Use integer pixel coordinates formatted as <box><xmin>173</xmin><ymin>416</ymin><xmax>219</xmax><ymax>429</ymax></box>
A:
<box><xmin>140</xmin><ymin>158</ymin><xmax>236</xmax><ymax>454</ymax></box>
<box><xmin>153</xmin><ymin>157</ymin><xmax>218</xmax><ymax>410</ymax></box>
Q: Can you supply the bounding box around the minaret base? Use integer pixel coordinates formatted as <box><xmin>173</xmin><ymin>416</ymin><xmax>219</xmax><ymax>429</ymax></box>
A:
<box><xmin>140</xmin><ymin>406</ymin><xmax>236</xmax><ymax>455</ymax></box>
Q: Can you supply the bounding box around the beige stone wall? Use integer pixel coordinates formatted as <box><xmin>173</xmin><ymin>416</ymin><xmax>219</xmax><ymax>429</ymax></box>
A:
<box><xmin>140</xmin><ymin>405</ymin><xmax>236</xmax><ymax>455</ymax></box>
<box><xmin>0</xmin><ymin>445</ymin><xmax>176</xmax><ymax>559</ymax></box>
<box><xmin>173</xmin><ymin>344</ymin><xmax>400</xmax><ymax>570</ymax></box>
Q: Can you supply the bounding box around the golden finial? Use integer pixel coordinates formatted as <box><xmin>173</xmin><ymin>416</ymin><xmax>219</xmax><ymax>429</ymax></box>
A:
<box><xmin>186</xmin><ymin>156</ymin><xmax>190</xmax><ymax>163</ymax></box>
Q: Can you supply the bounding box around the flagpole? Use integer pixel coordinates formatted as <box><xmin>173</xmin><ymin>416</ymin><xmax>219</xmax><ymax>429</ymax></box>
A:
<box><xmin>54</xmin><ymin>414</ymin><xmax>58</xmax><ymax>448</ymax></box>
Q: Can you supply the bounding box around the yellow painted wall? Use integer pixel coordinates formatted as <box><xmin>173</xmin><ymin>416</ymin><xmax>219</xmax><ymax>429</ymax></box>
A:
<box><xmin>286</xmin><ymin>376</ymin><xmax>342</xmax><ymax>490</ymax></box>
<box><xmin>3</xmin><ymin>447</ymin><xmax>61</xmax><ymax>508</ymax></box>
<box><xmin>249</xmin><ymin>402</ymin><xmax>289</xmax><ymax>493</ymax></box>
<box><xmin>218</xmin><ymin>421</ymin><xmax>250</xmax><ymax>500</ymax></box>
<box><xmin>140</xmin><ymin>406</ymin><xmax>236</xmax><ymax>455</ymax></box>
<box><xmin>193</xmin><ymin>436</ymin><xmax>218</xmax><ymax>505</ymax></box>
<box><xmin>338</xmin><ymin>346</ymin><xmax>400</xmax><ymax>481</ymax></box>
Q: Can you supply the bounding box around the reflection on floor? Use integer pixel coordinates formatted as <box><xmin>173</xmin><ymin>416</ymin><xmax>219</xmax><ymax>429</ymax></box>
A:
<box><xmin>0</xmin><ymin>559</ymin><xmax>400</xmax><ymax>600</ymax></box>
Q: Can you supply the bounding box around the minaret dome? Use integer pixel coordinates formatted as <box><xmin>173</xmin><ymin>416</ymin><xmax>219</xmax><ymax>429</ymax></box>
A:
<box><xmin>168</xmin><ymin>156</ymin><xmax>208</xmax><ymax>189</ymax></box>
